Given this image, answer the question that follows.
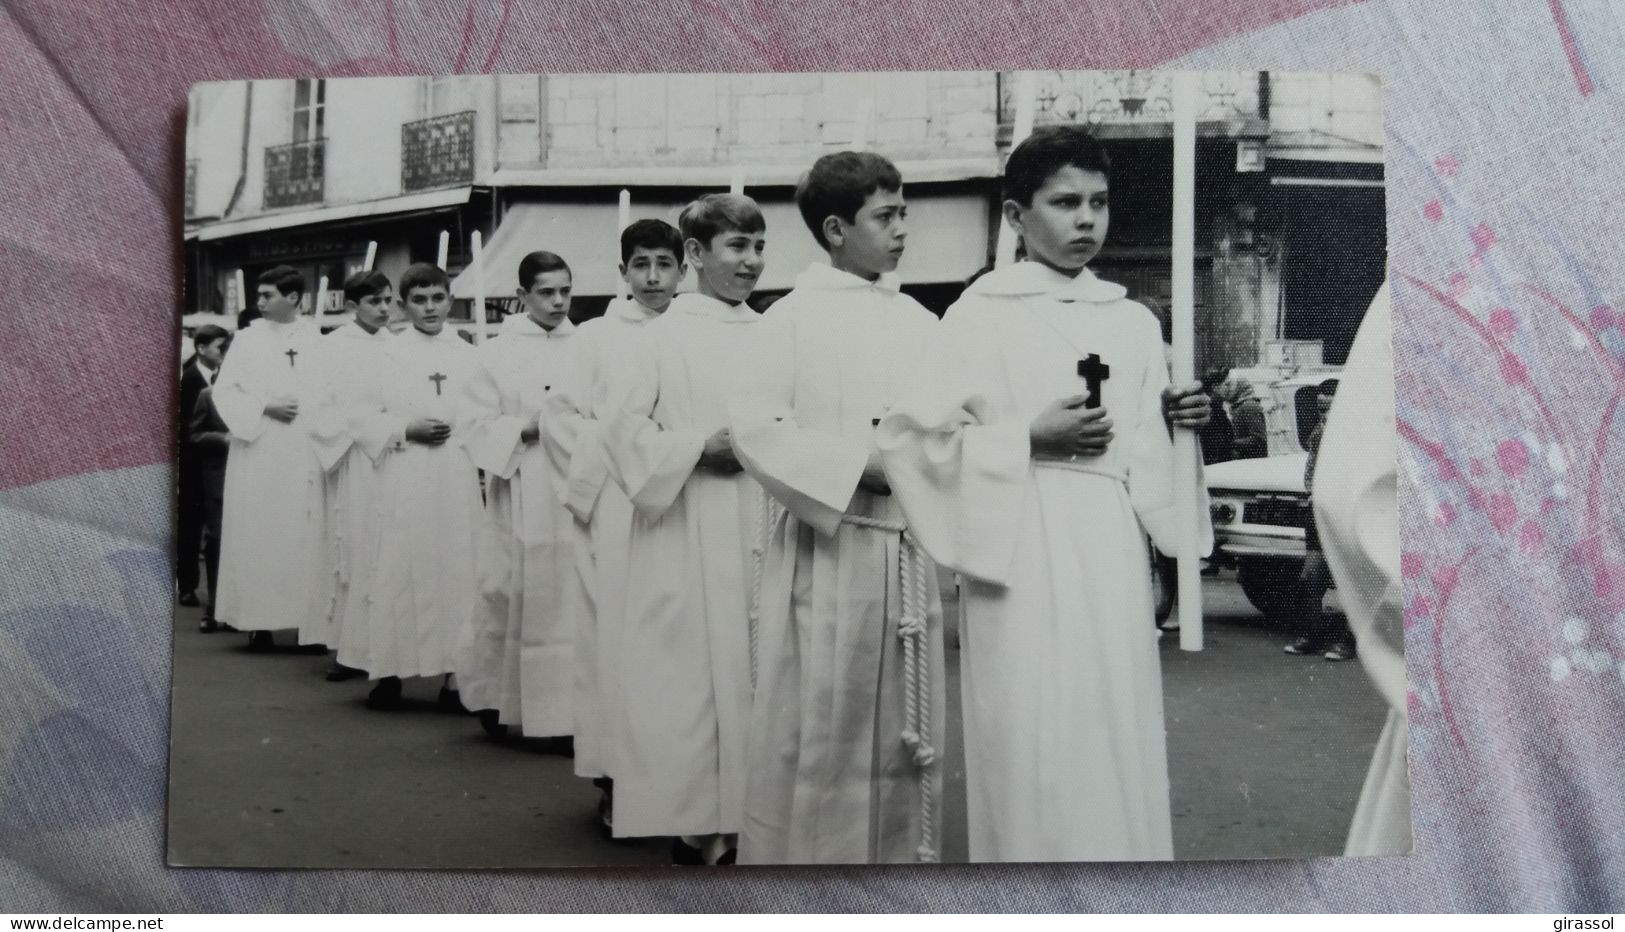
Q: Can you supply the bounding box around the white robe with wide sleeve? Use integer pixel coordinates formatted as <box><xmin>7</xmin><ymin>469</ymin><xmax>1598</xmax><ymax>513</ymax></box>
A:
<box><xmin>878</xmin><ymin>261</ymin><xmax>1211</xmax><ymax>862</ymax></box>
<box><xmin>1312</xmin><ymin>284</ymin><xmax>1411</xmax><ymax>856</ymax></box>
<box><xmin>455</xmin><ymin>313</ymin><xmax>589</xmax><ymax>738</ymax></box>
<box><xmin>542</xmin><ymin>297</ymin><xmax>663</xmax><ymax>781</ymax></box>
<box><xmin>302</xmin><ymin>321</ymin><xmax>394</xmax><ymax>650</ymax></box>
<box><xmin>339</xmin><ymin>327</ymin><xmax>483</xmax><ymax>680</ymax></box>
<box><xmin>600</xmin><ymin>292</ymin><xmax>770</xmax><ymax>839</ymax></box>
<box><xmin>211</xmin><ymin>317</ymin><xmax>330</xmax><ymax>636</ymax></box>
<box><xmin>729</xmin><ymin>263</ymin><xmax>947</xmax><ymax>864</ymax></box>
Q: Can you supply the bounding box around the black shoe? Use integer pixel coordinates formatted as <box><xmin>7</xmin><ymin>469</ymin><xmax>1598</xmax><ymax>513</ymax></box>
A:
<box><xmin>550</xmin><ymin>735</ymin><xmax>575</xmax><ymax>758</ymax></box>
<box><xmin>325</xmin><ymin>662</ymin><xmax>365</xmax><ymax>682</ymax></box>
<box><xmin>365</xmin><ymin>677</ymin><xmax>403</xmax><ymax>710</ymax></box>
<box><xmin>437</xmin><ymin>686</ymin><xmax>467</xmax><ymax>713</ymax></box>
<box><xmin>478</xmin><ymin>709</ymin><xmax>508</xmax><ymax>738</ymax></box>
<box><xmin>1323</xmin><ymin>642</ymin><xmax>1357</xmax><ymax>662</ymax></box>
<box><xmin>714</xmin><ymin>847</ymin><xmax>738</xmax><ymax>866</ymax></box>
<box><xmin>246</xmin><ymin>631</ymin><xmax>275</xmax><ymax>652</ymax></box>
<box><xmin>178</xmin><ymin>591</ymin><xmax>200</xmax><ymax>607</ymax></box>
<box><xmin>596</xmin><ymin>792</ymin><xmax>613</xmax><ymax>836</ymax></box>
<box><xmin>198</xmin><ymin>617</ymin><xmax>221</xmax><ymax>633</ymax></box>
<box><xmin>671</xmin><ymin>838</ymin><xmax>705</xmax><ymax>866</ymax></box>
<box><xmin>1283</xmin><ymin>637</ymin><xmax>1325</xmax><ymax>656</ymax></box>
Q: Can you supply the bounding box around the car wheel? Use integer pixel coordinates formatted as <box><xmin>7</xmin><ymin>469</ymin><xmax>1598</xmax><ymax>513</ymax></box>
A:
<box><xmin>1237</xmin><ymin>556</ymin><xmax>1304</xmax><ymax>621</ymax></box>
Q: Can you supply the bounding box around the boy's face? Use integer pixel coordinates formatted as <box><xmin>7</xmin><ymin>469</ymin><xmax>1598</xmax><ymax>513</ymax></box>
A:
<box><xmin>687</xmin><ymin>228</ymin><xmax>765</xmax><ymax>305</ymax></box>
<box><xmin>257</xmin><ymin>284</ymin><xmax>302</xmax><ymax>322</ymax></box>
<box><xmin>197</xmin><ymin>337</ymin><xmax>227</xmax><ymax>368</ymax></box>
<box><xmin>828</xmin><ymin>187</ymin><xmax>908</xmax><ymax>278</ymax></box>
<box><xmin>347</xmin><ymin>286</ymin><xmax>394</xmax><ymax>333</ymax></box>
<box><xmin>1004</xmin><ymin>164</ymin><xmax>1110</xmax><ymax>275</ymax></box>
<box><xmin>518</xmin><ymin>269</ymin><xmax>573</xmax><ymax>330</ymax></box>
<box><xmin>620</xmin><ymin>246</ymin><xmax>684</xmax><ymax>312</ymax></box>
<box><xmin>402</xmin><ymin>283</ymin><xmax>450</xmax><ymax>335</ymax></box>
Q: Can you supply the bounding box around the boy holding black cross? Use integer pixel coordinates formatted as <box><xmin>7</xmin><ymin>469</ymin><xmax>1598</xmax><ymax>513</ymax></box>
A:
<box><xmin>877</xmin><ymin>126</ymin><xmax>1211</xmax><ymax>862</ymax></box>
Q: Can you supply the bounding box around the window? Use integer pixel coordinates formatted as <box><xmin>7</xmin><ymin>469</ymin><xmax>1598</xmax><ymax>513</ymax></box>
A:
<box><xmin>292</xmin><ymin>78</ymin><xmax>326</xmax><ymax>143</ymax></box>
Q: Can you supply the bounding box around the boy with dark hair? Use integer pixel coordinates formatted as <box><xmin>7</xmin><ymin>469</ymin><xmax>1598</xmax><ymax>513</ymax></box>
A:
<box><xmin>599</xmin><ymin>193</ymin><xmax>772</xmax><ymax>864</ymax></box>
<box><xmin>211</xmin><ymin>265</ymin><xmax>329</xmax><ymax>650</ymax></box>
<box><xmin>729</xmin><ymin>150</ymin><xmax>946</xmax><ymax>863</ymax></box>
<box><xmin>878</xmin><ymin>125</ymin><xmax>1212</xmax><ymax>861</ymax></box>
<box><xmin>188</xmin><ymin>333</ymin><xmax>232</xmax><ymax>632</ymax></box>
<box><xmin>307</xmin><ymin>270</ymin><xmax>395</xmax><ymax>680</ymax></box>
<box><xmin>456</xmin><ymin>250</ymin><xmax>588</xmax><ymax>749</ymax></box>
<box><xmin>178</xmin><ymin>324</ymin><xmax>231</xmax><ymax>610</ymax></box>
<box><xmin>339</xmin><ymin>263</ymin><xmax>483</xmax><ymax>710</ymax></box>
<box><xmin>543</xmin><ymin>218</ymin><xmax>687</xmax><ymax>830</ymax></box>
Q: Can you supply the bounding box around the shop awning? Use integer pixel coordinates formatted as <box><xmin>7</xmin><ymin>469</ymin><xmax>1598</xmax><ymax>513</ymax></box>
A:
<box><xmin>451</xmin><ymin>192</ymin><xmax>990</xmax><ymax>299</ymax></box>
<box><xmin>189</xmin><ymin>186</ymin><xmax>474</xmax><ymax>242</ymax></box>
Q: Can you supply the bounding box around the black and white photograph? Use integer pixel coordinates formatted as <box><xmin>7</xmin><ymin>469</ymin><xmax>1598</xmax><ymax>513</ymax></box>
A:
<box><xmin>170</xmin><ymin>68</ymin><xmax>1402</xmax><ymax>868</ymax></box>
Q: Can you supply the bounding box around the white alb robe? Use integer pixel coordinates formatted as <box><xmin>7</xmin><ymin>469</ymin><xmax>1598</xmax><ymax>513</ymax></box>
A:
<box><xmin>338</xmin><ymin>327</ymin><xmax>483</xmax><ymax>680</ymax></box>
<box><xmin>878</xmin><ymin>261</ymin><xmax>1211</xmax><ymax>862</ymax></box>
<box><xmin>303</xmin><ymin>320</ymin><xmax>394</xmax><ymax>651</ymax></box>
<box><xmin>600</xmin><ymin>292</ymin><xmax>771</xmax><ymax>839</ymax></box>
<box><xmin>456</xmin><ymin>313</ymin><xmax>589</xmax><ymax>737</ymax></box>
<box><xmin>729</xmin><ymin>263</ymin><xmax>947</xmax><ymax>864</ymax></box>
<box><xmin>543</xmin><ymin>297</ymin><xmax>663</xmax><ymax>781</ymax></box>
<box><xmin>211</xmin><ymin>316</ymin><xmax>330</xmax><ymax>636</ymax></box>
<box><xmin>1312</xmin><ymin>284</ymin><xmax>1411</xmax><ymax>856</ymax></box>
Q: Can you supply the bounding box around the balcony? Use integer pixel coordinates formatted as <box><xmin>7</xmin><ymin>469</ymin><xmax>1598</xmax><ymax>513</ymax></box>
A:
<box><xmin>264</xmin><ymin>139</ymin><xmax>325</xmax><ymax>209</ymax></box>
<box><xmin>402</xmin><ymin>111</ymin><xmax>476</xmax><ymax>192</ymax></box>
<box><xmin>185</xmin><ymin>159</ymin><xmax>197</xmax><ymax>217</ymax></box>
<box><xmin>998</xmin><ymin>71</ymin><xmax>1266</xmax><ymax>136</ymax></box>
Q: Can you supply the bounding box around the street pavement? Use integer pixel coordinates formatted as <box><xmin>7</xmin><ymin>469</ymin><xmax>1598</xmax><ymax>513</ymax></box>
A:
<box><xmin>167</xmin><ymin>569</ymin><xmax>1388</xmax><ymax>868</ymax></box>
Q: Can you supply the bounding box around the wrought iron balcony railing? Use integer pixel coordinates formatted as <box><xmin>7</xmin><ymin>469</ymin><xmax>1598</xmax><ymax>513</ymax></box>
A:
<box><xmin>998</xmin><ymin>71</ymin><xmax>1265</xmax><ymax>129</ymax></box>
<box><xmin>402</xmin><ymin>110</ymin><xmax>476</xmax><ymax>191</ymax></box>
<box><xmin>264</xmin><ymin>139</ymin><xmax>325</xmax><ymax>209</ymax></box>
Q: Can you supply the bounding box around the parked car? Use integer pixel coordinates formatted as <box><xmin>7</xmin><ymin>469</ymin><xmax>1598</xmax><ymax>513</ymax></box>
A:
<box><xmin>1203</xmin><ymin>368</ymin><xmax>1339</xmax><ymax>618</ymax></box>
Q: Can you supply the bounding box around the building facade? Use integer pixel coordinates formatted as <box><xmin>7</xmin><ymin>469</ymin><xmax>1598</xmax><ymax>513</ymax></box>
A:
<box><xmin>183</xmin><ymin>70</ymin><xmax>1383</xmax><ymax>369</ymax></box>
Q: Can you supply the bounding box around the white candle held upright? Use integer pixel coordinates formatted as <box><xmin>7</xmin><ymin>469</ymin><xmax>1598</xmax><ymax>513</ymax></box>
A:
<box><xmin>1171</xmin><ymin>72</ymin><xmax>1203</xmax><ymax>652</ymax></box>
<box><xmin>729</xmin><ymin>168</ymin><xmax>745</xmax><ymax>195</ymax></box>
<box><xmin>363</xmin><ymin>240</ymin><xmax>377</xmax><ymax>272</ymax></box>
<box><xmin>234</xmin><ymin>268</ymin><xmax>247</xmax><ymax>317</ymax></box>
<box><xmin>852</xmin><ymin>98</ymin><xmax>873</xmax><ymax>151</ymax></box>
<box><xmin>314</xmin><ymin>274</ymin><xmax>328</xmax><ymax>317</ymax></box>
<box><xmin>617</xmin><ymin>189</ymin><xmax>632</xmax><ymax>302</ymax></box>
<box><xmin>995</xmin><ymin>71</ymin><xmax>1039</xmax><ymax>268</ymax></box>
<box><xmin>437</xmin><ymin>230</ymin><xmax>450</xmax><ymax>271</ymax></box>
<box><xmin>471</xmin><ymin>230</ymin><xmax>487</xmax><ymax>345</ymax></box>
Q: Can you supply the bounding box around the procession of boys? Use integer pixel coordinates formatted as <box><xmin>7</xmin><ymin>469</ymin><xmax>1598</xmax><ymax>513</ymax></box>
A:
<box><xmin>176</xmin><ymin>127</ymin><xmax>1406</xmax><ymax>866</ymax></box>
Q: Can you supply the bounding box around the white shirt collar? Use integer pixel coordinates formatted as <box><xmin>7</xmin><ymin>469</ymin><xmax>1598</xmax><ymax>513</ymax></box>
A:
<box><xmin>965</xmin><ymin>261</ymin><xmax>1128</xmax><ymax>303</ymax></box>
<box><xmin>500</xmin><ymin>312</ymin><xmax>577</xmax><ymax>338</ymax></box>
<box><xmin>792</xmin><ymin>261</ymin><xmax>901</xmax><ymax>295</ymax></box>
<box><xmin>667</xmin><ymin>292</ymin><xmax>759</xmax><ymax>323</ymax></box>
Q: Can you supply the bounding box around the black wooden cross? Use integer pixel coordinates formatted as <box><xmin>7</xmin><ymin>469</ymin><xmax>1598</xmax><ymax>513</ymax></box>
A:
<box><xmin>1078</xmin><ymin>353</ymin><xmax>1110</xmax><ymax>409</ymax></box>
<box><xmin>428</xmin><ymin>372</ymin><xmax>447</xmax><ymax>396</ymax></box>
<box><xmin>285</xmin><ymin>348</ymin><xmax>299</xmax><ymax>368</ymax></box>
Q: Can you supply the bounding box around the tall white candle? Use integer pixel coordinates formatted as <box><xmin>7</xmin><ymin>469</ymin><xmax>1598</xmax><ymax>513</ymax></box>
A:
<box><xmin>471</xmin><ymin>230</ymin><xmax>487</xmax><ymax>345</ymax></box>
<box><xmin>314</xmin><ymin>274</ymin><xmax>328</xmax><ymax>317</ymax></box>
<box><xmin>363</xmin><ymin>240</ymin><xmax>377</xmax><ymax>272</ymax></box>
<box><xmin>995</xmin><ymin>71</ymin><xmax>1038</xmax><ymax>269</ymax></box>
<box><xmin>617</xmin><ymin>189</ymin><xmax>632</xmax><ymax>302</ymax></box>
<box><xmin>1171</xmin><ymin>72</ymin><xmax>1203</xmax><ymax>652</ymax></box>
<box><xmin>729</xmin><ymin>168</ymin><xmax>745</xmax><ymax>195</ymax></box>
<box><xmin>437</xmin><ymin>230</ymin><xmax>450</xmax><ymax>271</ymax></box>
<box><xmin>234</xmin><ymin>268</ymin><xmax>247</xmax><ymax>317</ymax></box>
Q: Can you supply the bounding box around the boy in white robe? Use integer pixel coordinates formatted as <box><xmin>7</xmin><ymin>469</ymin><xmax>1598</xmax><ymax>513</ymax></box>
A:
<box><xmin>878</xmin><ymin>126</ymin><xmax>1212</xmax><ymax>862</ymax></box>
<box><xmin>543</xmin><ymin>219</ymin><xmax>686</xmax><ymax>831</ymax></box>
<box><xmin>600</xmin><ymin>194</ymin><xmax>773</xmax><ymax>865</ymax></box>
<box><xmin>730</xmin><ymin>151</ymin><xmax>947</xmax><ymax>864</ymax></box>
<box><xmin>305</xmin><ymin>270</ymin><xmax>395</xmax><ymax>681</ymax></box>
<box><xmin>338</xmin><ymin>263</ymin><xmax>483</xmax><ymax>711</ymax></box>
<box><xmin>1311</xmin><ymin>284</ymin><xmax>1411</xmax><ymax>855</ymax></box>
<box><xmin>211</xmin><ymin>265</ymin><xmax>330</xmax><ymax>651</ymax></box>
<box><xmin>456</xmin><ymin>251</ymin><xmax>589</xmax><ymax>749</ymax></box>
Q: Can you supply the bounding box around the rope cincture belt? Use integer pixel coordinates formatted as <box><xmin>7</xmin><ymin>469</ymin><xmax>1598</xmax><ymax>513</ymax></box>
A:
<box><xmin>839</xmin><ymin>510</ymin><xmax>939</xmax><ymax>864</ymax></box>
